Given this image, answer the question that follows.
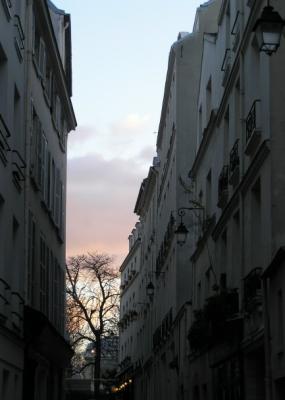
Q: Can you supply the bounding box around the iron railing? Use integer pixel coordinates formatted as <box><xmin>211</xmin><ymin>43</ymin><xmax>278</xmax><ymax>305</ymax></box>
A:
<box><xmin>229</xmin><ymin>139</ymin><xmax>239</xmax><ymax>174</ymax></box>
<box><xmin>246</xmin><ymin>100</ymin><xmax>261</xmax><ymax>142</ymax></box>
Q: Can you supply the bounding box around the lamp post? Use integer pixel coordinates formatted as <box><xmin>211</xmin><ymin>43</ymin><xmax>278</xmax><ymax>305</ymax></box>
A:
<box><xmin>174</xmin><ymin>205</ymin><xmax>204</xmax><ymax>246</ymax></box>
<box><xmin>253</xmin><ymin>1</ymin><xmax>285</xmax><ymax>55</ymax></box>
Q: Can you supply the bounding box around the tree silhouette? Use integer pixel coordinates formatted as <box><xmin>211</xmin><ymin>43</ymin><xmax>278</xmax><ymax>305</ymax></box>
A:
<box><xmin>66</xmin><ymin>252</ymin><xmax>120</xmax><ymax>397</ymax></box>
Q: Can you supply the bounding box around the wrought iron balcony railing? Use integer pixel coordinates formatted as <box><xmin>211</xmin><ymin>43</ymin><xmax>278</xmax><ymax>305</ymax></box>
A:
<box><xmin>246</xmin><ymin>100</ymin><xmax>261</xmax><ymax>142</ymax></box>
<box><xmin>245</xmin><ymin>100</ymin><xmax>262</xmax><ymax>155</ymax></box>
<box><xmin>229</xmin><ymin>139</ymin><xmax>240</xmax><ymax>187</ymax></box>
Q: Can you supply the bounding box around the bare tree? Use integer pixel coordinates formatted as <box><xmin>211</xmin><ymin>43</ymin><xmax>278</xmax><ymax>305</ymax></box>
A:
<box><xmin>66</xmin><ymin>252</ymin><xmax>120</xmax><ymax>397</ymax></box>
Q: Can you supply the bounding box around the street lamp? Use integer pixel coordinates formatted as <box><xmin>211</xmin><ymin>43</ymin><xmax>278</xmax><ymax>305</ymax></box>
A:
<box><xmin>174</xmin><ymin>205</ymin><xmax>204</xmax><ymax>246</ymax></box>
<box><xmin>253</xmin><ymin>1</ymin><xmax>285</xmax><ymax>55</ymax></box>
<box><xmin>175</xmin><ymin>221</ymin><xmax>189</xmax><ymax>246</ymax></box>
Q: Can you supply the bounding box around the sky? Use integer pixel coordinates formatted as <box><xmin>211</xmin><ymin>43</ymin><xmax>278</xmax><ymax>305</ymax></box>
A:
<box><xmin>55</xmin><ymin>0</ymin><xmax>205</xmax><ymax>266</ymax></box>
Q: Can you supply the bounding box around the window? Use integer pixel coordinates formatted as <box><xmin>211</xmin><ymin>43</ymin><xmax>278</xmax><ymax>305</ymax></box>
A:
<box><xmin>44</xmin><ymin>57</ymin><xmax>53</xmax><ymax>103</ymax></box>
<box><xmin>39</xmin><ymin>235</ymin><xmax>49</xmax><ymax>315</ymax></box>
<box><xmin>2</xmin><ymin>369</ymin><xmax>9</xmax><ymax>400</ymax></box>
<box><xmin>223</xmin><ymin>107</ymin><xmax>229</xmax><ymax>162</ymax></box>
<box><xmin>206</xmin><ymin>169</ymin><xmax>212</xmax><ymax>218</ymax></box>
<box><xmin>0</xmin><ymin>43</ymin><xmax>8</xmax><ymax>116</ymax></box>
<box><xmin>30</xmin><ymin>107</ymin><xmax>41</xmax><ymax>185</ymax></box>
<box><xmin>32</xmin><ymin>11</ymin><xmax>46</xmax><ymax>78</ymax></box>
<box><xmin>44</xmin><ymin>151</ymin><xmax>51</xmax><ymax>207</ymax></box>
<box><xmin>27</xmin><ymin>211</ymin><xmax>36</xmax><ymax>304</ymax></box>
<box><xmin>13</xmin><ymin>85</ymin><xmax>21</xmax><ymax>147</ymax></box>
<box><xmin>53</xmin><ymin>256</ymin><xmax>60</xmax><ymax>328</ymax></box>
<box><xmin>197</xmin><ymin>281</ymin><xmax>201</xmax><ymax>309</ymax></box>
<box><xmin>278</xmin><ymin>290</ymin><xmax>284</xmax><ymax>347</ymax></box>
<box><xmin>232</xmin><ymin>211</ymin><xmax>240</xmax><ymax>282</ymax></box>
<box><xmin>198</xmin><ymin>105</ymin><xmax>203</xmax><ymax>144</ymax></box>
<box><xmin>221</xmin><ymin>229</ymin><xmax>228</xmax><ymax>274</ymax></box>
<box><xmin>251</xmin><ymin>179</ymin><xmax>261</xmax><ymax>267</ymax></box>
<box><xmin>55</xmin><ymin>168</ymin><xmax>61</xmax><ymax>227</ymax></box>
<box><xmin>234</xmin><ymin>79</ymin><xmax>241</xmax><ymax>140</ymax></box>
<box><xmin>206</xmin><ymin>78</ymin><xmax>212</xmax><ymax>122</ymax></box>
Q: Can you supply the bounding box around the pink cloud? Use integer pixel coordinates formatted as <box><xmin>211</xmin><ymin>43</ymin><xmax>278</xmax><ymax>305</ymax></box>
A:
<box><xmin>66</xmin><ymin>153</ymin><xmax>146</xmax><ymax>267</ymax></box>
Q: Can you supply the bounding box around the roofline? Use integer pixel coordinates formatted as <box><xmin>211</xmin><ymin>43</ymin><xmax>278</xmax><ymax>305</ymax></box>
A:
<box><xmin>39</xmin><ymin>0</ymin><xmax>77</xmax><ymax>129</ymax></box>
<box><xmin>134</xmin><ymin>167</ymin><xmax>157</xmax><ymax>216</ymax></box>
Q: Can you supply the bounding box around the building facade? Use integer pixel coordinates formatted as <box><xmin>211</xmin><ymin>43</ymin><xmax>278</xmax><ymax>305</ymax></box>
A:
<box><xmin>118</xmin><ymin>2</ymin><xmax>222</xmax><ymax>399</ymax></box>
<box><xmin>119</xmin><ymin>1</ymin><xmax>285</xmax><ymax>400</ymax></box>
<box><xmin>0</xmin><ymin>1</ymin><xmax>76</xmax><ymax>399</ymax></box>
<box><xmin>189</xmin><ymin>1</ymin><xmax>285</xmax><ymax>399</ymax></box>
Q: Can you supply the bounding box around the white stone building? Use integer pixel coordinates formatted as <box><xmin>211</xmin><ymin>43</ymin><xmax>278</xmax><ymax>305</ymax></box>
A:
<box><xmin>118</xmin><ymin>2</ymin><xmax>221</xmax><ymax>399</ymax></box>
<box><xmin>0</xmin><ymin>1</ymin><xmax>76</xmax><ymax>399</ymax></box>
<box><xmin>119</xmin><ymin>0</ymin><xmax>285</xmax><ymax>399</ymax></box>
<box><xmin>188</xmin><ymin>1</ymin><xmax>285</xmax><ymax>399</ymax></box>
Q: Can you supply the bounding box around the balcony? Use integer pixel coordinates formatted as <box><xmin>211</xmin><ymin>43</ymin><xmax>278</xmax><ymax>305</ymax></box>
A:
<box><xmin>0</xmin><ymin>114</ymin><xmax>11</xmax><ymax>166</ymax></box>
<box><xmin>188</xmin><ymin>289</ymin><xmax>240</xmax><ymax>352</ymax></box>
<box><xmin>217</xmin><ymin>165</ymin><xmax>229</xmax><ymax>209</ymax></box>
<box><xmin>245</xmin><ymin>100</ymin><xmax>262</xmax><ymax>156</ymax></box>
<box><xmin>221</xmin><ymin>48</ymin><xmax>231</xmax><ymax>87</ymax></box>
<box><xmin>229</xmin><ymin>139</ymin><xmax>240</xmax><ymax>187</ymax></box>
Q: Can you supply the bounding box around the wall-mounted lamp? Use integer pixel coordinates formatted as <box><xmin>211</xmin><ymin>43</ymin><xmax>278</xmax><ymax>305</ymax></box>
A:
<box><xmin>253</xmin><ymin>1</ymin><xmax>285</xmax><ymax>55</ymax></box>
<box><xmin>174</xmin><ymin>204</ymin><xmax>204</xmax><ymax>246</ymax></box>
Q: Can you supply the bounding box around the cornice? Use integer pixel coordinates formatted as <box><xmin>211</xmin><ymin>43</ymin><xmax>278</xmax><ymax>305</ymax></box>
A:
<box><xmin>134</xmin><ymin>167</ymin><xmax>157</xmax><ymax>216</ymax></box>
<box><xmin>36</xmin><ymin>0</ymin><xmax>76</xmax><ymax>129</ymax></box>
